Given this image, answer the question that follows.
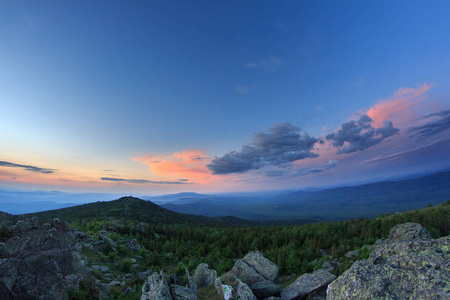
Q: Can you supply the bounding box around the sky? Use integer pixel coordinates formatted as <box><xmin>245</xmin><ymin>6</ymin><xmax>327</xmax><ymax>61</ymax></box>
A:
<box><xmin>1</xmin><ymin>1</ymin><xmax>450</xmax><ymax>195</ymax></box>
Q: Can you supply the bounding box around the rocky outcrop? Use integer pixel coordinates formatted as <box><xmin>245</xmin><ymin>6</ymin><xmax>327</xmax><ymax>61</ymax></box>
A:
<box><xmin>327</xmin><ymin>223</ymin><xmax>450</xmax><ymax>299</ymax></box>
<box><xmin>228</xmin><ymin>251</ymin><xmax>279</xmax><ymax>299</ymax></box>
<box><xmin>141</xmin><ymin>269</ymin><xmax>200</xmax><ymax>300</ymax></box>
<box><xmin>0</xmin><ymin>216</ymin><xmax>89</xmax><ymax>300</ymax></box>
<box><xmin>193</xmin><ymin>263</ymin><xmax>217</xmax><ymax>288</ymax></box>
<box><xmin>141</xmin><ymin>271</ymin><xmax>173</xmax><ymax>300</ymax></box>
<box><xmin>124</xmin><ymin>238</ymin><xmax>141</xmax><ymax>252</ymax></box>
<box><xmin>215</xmin><ymin>276</ymin><xmax>256</xmax><ymax>300</ymax></box>
<box><xmin>170</xmin><ymin>284</ymin><xmax>198</xmax><ymax>300</ymax></box>
<box><xmin>281</xmin><ymin>269</ymin><xmax>336</xmax><ymax>300</ymax></box>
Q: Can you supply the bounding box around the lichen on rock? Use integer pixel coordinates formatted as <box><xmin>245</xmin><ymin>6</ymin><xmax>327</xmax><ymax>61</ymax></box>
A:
<box><xmin>327</xmin><ymin>223</ymin><xmax>450</xmax><ymax>300</ymax></box>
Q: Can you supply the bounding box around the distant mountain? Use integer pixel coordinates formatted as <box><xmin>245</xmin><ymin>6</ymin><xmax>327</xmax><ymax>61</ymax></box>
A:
<box><xmin>162</xmin><ymin>170</ymin><xmax>450</xmax><ymax>220</ymax></box>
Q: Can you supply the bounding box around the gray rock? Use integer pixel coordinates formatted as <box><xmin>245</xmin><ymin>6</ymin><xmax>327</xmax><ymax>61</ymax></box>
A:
<box><xmin>170</xmin><ymin>284</ymin><xmax>198</xmax><ymax>300</ymax></box>
<box><xmin>100</xmin><ymin>234</ymin><xmax>117</xmax><ymax>251</ymax></box>
<box><xmin>345</xmin><ymin>250</ymin><xmax>359</xmax><ymax>259</ymax></box>
<box><xmin>321</xmin><ymin>261</ymin><xmax>334</xmax><ymax>272</ymax></box>
<box><xmin>138</xmin><ymin>269</ymin><xmax>153</xmax><ymax>279</ymax></box>
<box><xmin>141</xmin><ymin>271</ymin><xmax>172</xmax><ymax>300</ymax></box>
<box><xmin>387</xmin><ymin>222</ymin><xmax>431</xmax><ymax>242</ymax></box>
<box><xmin>236</xmin><ymin>278</ymin><xmax>257</xmax><ymax>300</ymax></box>
<box><xmin>281</xmin><ymin>269</ymin><xmax>336</xmax><ymax>300</ymax></box>
<box><xmin>124</xmin><ymin>238</ymin><xmax>141</xmax><ymax>252</ymax></box>
<box><xmin>242</xmin><ymin>251</ymin><xmax>279</xmax><ymax>282</ymax></box>
<box><xmin>229</xmin><ymin>259</ymin><xmax>267</xmax><ymax>287</ymax></box>
<box><xmin>251</xmin><ymin>280</ymin><xmax>280</xmax><ymax>299</ymax></box>
<box><xmin>92</xmin><ymin>265</ymin><xmax>110</xmax><ymax>272</ymax></box>
<box><xmin>0</xmin><ymin>216</ymin><xmax>89</xmax><ymax>299</ymax></box>
<box><xmin>185</xmin><ymin>268</ymin><xmax>198</xmax><ymax>294</ymax></box>
<box><xmin>109</xmin><ymin>280</ymin><xmax>121</xmax><ymax>286</ymax></box>
<box><xmin>215</xmin><ymin>276</ymin><xmax>256</xmax><ymax>300</ymax></box>
<box><xmin>229</xmin><ymin>252</ymin><xmax>280</xmax><ymax>299</ymax></box>
<box><xmin>193</xmin><ymin>263</ymin><xmax>217</xmax><ymax>288</ymax></box>
<box><xmin>327</xmin><ymin>232</ymin><xmax>450</xmax><ymax>300</ymax></box>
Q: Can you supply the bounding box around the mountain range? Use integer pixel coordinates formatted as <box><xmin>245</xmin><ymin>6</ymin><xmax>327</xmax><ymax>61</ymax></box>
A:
<box><xmin>1</xmin><ymin>170</ymin><xmax>449</xmax><ymax>221</ymax></box>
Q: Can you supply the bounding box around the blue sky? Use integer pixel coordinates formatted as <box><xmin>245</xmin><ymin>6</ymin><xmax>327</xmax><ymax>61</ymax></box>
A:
<box><xmin>1</xmin><ymin>1</ymin><xmax>450</xmax><ymax>194</ymax></box>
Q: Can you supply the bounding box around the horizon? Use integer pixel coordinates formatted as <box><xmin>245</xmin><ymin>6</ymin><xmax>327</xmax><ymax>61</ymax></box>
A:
<box><xmin>1</xmin><ymin>1</ymin><xmax>450</xmax><ymax>195</ymax></box>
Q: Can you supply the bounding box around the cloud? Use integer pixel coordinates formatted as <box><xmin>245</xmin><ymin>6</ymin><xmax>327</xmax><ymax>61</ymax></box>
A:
<box><xmin>326</xmin><ymin>115</ymin><xmax>399</xmax><ymax>154</ymax></box>
<box><xmin>266</xmin><ymin>160</ymin><xmax>338</xmax><ymax>178</ymax></box>
<box><xmin>100</xmin><ymin>177</ymin><xmax>190</xmax><ymax>185</ymax></box>
<box><xmin>0</xmin><ymin>161</ymin><xmax>55</xmax><ymax>174</ymax></box>
<box><xmin>244</xmin><ymin>56</ymin><xmax>286</xmax><ymax>71</ymax></box>
<box><xmin>408</xmin><ymin>109</ymin><xmax>450</xmax><ymax>139</ymax></box>
<box><xmin>360</xmin><ymin>139</ymin><xmax>450</xmax><ymax>166</ymax></box>
<box><xmin>207</xmin><ymin>122</ymin><xmax>319</xmax><ymax>174</ymax></box>
<box><xmin>367</xmin><ymin>83</ymin><xmax>432</xmax><ymax>128</ymax></box>
<box><xmin>133</xmin><ymin>149</ymin><xmax>212</xmax><ymax>183</ymax></box>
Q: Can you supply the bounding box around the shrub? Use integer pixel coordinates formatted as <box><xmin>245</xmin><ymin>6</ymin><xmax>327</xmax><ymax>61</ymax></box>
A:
<box><xmin>121</xmin><ymin>258</ymin><xmax>133</xmax><ymax>273</ymax></box>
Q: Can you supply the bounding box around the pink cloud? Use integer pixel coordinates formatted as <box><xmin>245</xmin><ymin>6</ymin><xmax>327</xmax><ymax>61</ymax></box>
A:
<box><xmin>367</xmin><ymin>83</ymin><xmax>432</xmax><ymax>128</ymax></box>
<box><xmin>134</xmin><ymin>149</ymin><xmax>218</xmax><ymax>184</ymax></box>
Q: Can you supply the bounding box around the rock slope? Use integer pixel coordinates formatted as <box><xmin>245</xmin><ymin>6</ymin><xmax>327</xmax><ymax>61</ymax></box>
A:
<box><xmin>327</xmin><ymin>223</ymin><xmax>450</xmax><ymax>299</ymax></box>
<box><xmin>0</xmin><ymin>213</ymin><xmax>89</xmax><ymax>299</ymax></box>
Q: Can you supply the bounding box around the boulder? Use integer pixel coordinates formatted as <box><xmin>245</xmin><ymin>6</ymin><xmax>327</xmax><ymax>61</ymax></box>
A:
<box><xmin>215</xmin><ymin>276</ymin><xmax>256</xmax><ymax>300</ymax></box>
<box><xmin>344</xmin><ymin>250</ymin><xmax>359</xmax><ymax>259</ymax></box>
<box><xmin>228</xmin><ymin>251</ymin><xmax>279</xmax><ymax>299</ymax></box>
<box><xmin>124</xmin><ymin>238</ymin><xmax>141</xmax><ymax>252</ymax></box>
<box><xmin>193</xmin><ymin>263</ymin><xmax>217</xmax><ymax>288</ymax></box>
<box><xmin>141</xmin><ymin>271</ymin><xmax>172</xmax><ymax>300</ymax></box>
<box><xmin>0</xmin><ymin>216</ymin><xmax>89</xmax><ymax>300</ymax></box>
<box><xmin>92</xmin><ymin>265</ymin><xmax>110</xmax><ymax>272</ymax></box>
<box><xmin>236</xmin><ymin>279</ymin><xmax>257</xmax><ymax>300</ymax></box>
<box><xmin>321</xmin><ymin>261</ymin><xmax>334</xmax><ymax>272</ymax></box>
<box><xmin>100</xmin><ymin>233</ymin><xmax>117</xmax><ymax>251</ymax></box>
<box><xmin>250</xmin><ymin>280</ymin><xmax>280</xmax><ymax>299</ymax></box>
<box><xmin>281</xmin><ymin>269</ymin><xmax>336</xmax><ymax>300</ymax></box>
<box><xmin>386</xmin><ymin>222</ymin><xmax>431</xmax><ymax>242</ymax></box>
<box><xmin>327</xmin><ymin>225</ymin><xmax>450</xmax><ymax>299</ymax></box>
<box><xmin>242</xmin><ymin>251</ymin><xmax>279</xmax><ymax>282</ymax></box>
<box><xmin>170</xmin><ymin>284</ymin><xmax>198</xmax><ymax>300</ymax></box>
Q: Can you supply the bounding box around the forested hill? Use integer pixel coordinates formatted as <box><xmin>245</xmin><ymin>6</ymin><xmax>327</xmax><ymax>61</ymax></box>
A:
<box><xmin>25</xmin><ymin>196</ymin><xmax>222</xmax><ymax>226</ymax></box>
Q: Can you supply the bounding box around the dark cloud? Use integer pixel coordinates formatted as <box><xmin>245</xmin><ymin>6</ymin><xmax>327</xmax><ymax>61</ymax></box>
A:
<box><xmin>408</xmin><ymin>109</ymin><xmax>450</xmax><ymax>139</ymax></box>
<box><xmin>207</xmin><ymin>122</ymin><xmax>319</xmax><ymax>175</ymax></box>
<box><xmin>0</xmin><ymin>161</ymin><xmax>55</xmax><ymax>174</ymax></box>
<box><xmin>100</xmin><ymin>177</ymin><xmax>190</xmax><ymax>184</ymax></box>
<box><xmin>326</xmin><ymin>115</ymin><xmax>399</xmax><ymax>154</ymax></box>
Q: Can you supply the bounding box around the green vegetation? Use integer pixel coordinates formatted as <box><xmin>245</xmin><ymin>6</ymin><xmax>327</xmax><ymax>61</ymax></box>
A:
<box><xmin>23</xmin><ymin>197</ymin><xmax>449</xmax><ymax>299</ymax></box>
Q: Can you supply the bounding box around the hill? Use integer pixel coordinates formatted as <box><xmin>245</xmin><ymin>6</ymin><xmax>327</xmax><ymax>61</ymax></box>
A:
<box><xmin>26</xmin><ymin>196</ymin><xmax>220</xmax><ymax>226</ymax></box>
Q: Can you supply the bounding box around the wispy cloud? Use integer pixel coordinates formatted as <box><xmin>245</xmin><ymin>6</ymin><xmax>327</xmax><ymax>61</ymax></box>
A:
<box><xmin>326</xmin><ymin>115</ymin><xmax>399</xmax><ymax>154</ymax></box>
<box><xmin>266</xmin><ymin>160</ymin><xmax>338</xmax><ymax>178</ymax></box>
<box><xmin>207</xmin><ymin>122</ymin><xmax>319</xmax><ymax>175</ymax></box>
<box><xmin>360</xmin><ymin>139</ymin><xmax>450</xmax><ymax>166</ymax></box>
<box><xmin>367</xmin><ymin>83</ymin><xmax>432</xmax><ymax>128</ymax></box>
<box><xmin>101</xmin><ymin>177</ymin><xmax>190</xmax><ymax>185</ymax></box>
<box><xmin>245</xmin><ymin>56</ymin><xmax>287</xmax><ymax>71</ymax></box>
<box><xmin>408</xmin><ymin>109</ymin><xmax>450</xmax><ymax>139</ymax></box>
<box><xmin>0</xmin><ymin>161</ymin><xmax>55</xmax><ymax>174</ymax></box>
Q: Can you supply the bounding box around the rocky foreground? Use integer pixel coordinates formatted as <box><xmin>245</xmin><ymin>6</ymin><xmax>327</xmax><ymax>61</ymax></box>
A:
<box><xmin>140</xmin><ymin>222</ymin><xmax>450</xmax><ymax>300</ymax></box>
<box><xmin>0</xmin><ymin>211</ymin><xmax>449</xmax><ymax>299</ymax></box>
